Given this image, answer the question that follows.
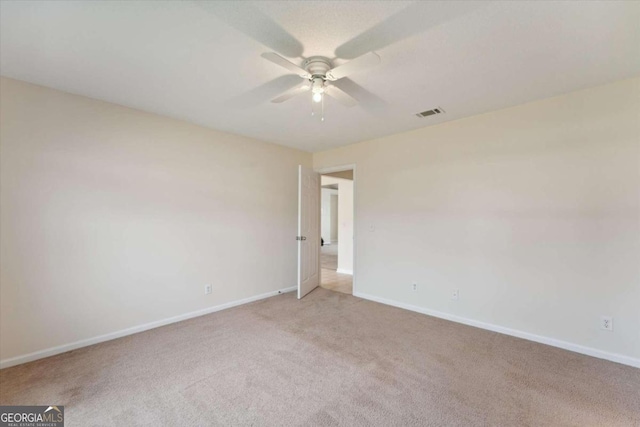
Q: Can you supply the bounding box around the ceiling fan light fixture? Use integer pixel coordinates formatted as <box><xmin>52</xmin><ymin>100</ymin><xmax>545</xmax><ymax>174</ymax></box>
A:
<box><xmin>311</xmin><ymin>77</ymin><xmax>324</xmax><ymax>91</ymax></box>
<box><xmin>310</xmin><ymin>77</ymin><xmax>325</xmax><ymax>103</ymax></box>
<box><xmin>263</xmin><ymin>51</ymin><xmax>378</xmax><ymax>112</ymax></box>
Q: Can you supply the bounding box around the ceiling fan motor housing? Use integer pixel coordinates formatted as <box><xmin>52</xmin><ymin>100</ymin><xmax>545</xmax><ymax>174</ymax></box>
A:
<box><xmin>303</xmin><ymin>56</ymin><xmax>332</xmax><ymax>79</ymax></box>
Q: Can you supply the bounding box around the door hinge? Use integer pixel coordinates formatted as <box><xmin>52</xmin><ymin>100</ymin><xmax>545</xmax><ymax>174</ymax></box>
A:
<box><xmin>296</xmin><ymin>236</ymin><xmax>307</xmax><ymax>241</ymax></box>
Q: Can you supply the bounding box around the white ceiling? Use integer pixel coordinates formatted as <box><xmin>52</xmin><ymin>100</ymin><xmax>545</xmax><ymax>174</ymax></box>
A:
<box><xmin>1</xmin><ymin>1</ymin><xmax>639</xmax><ymax>152</ymax></box>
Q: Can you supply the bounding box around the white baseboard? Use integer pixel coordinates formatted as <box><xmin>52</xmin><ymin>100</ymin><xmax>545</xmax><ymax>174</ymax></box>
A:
<box><xmin>336</xmin><ymin>269</ymin><xmax>353</xmax><ymax>275</ymax></box>
<box><xmin>0</xmin><ymin>286</ymin><xmax>297</xmax><ymax>370</ymax></box>
<box><xmin>353</xmin><ymin>291</ymin><xmax>640</xmax><ymax>369</ymax></box>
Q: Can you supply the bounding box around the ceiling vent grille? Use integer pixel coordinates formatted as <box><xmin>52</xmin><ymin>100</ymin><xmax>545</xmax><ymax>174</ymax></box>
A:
<box><xmin>415</xmin><ymin>108</ymin><xmax>444</xmax><ymax>118</ymax></box>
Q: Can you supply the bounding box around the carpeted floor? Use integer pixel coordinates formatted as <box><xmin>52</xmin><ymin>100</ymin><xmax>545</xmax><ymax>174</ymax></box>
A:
<box><xmin>1</xmin><ymin>288</ymin><xmax>639</xmax><ymax>426</ymax></box>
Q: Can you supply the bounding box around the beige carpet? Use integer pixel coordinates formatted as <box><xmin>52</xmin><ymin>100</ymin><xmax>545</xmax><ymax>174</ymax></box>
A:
<box><xmin>1</xmin><ymin>288</ymin><xmax>639</xmax><ymax>426</ymax></box>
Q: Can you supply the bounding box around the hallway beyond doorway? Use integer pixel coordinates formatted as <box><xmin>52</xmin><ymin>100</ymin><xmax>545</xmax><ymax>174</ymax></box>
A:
<box><xmin>320</xmin><ymin>244</ymin><xmax>352</xmax><ymax>294</ymax></box>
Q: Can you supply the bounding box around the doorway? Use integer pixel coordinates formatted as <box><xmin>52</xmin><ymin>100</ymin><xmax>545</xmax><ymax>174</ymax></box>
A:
<box><xmin>319</xmin><ymin>168</ymin><xmax>354</xmax><ymax>295</ymax></box>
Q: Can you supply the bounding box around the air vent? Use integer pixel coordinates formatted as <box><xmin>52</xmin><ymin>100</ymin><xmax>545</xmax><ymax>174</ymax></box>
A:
<box><xmin>415</xmin><ymin>107</ymin><xmax>444</xmax><ymax>118</ymax></box>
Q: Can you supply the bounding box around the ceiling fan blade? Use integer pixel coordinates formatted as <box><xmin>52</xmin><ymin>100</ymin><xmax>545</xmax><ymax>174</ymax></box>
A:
<box><xmin>194</xmin><ymin>1</ymin><xmax>304</xmax><ymax>58</ymax></box>
<box><xmin>227</xmin><ymin>75</ymin><xmax>302</xmax><ymax>108</ymax></box>
<box><xmin>261</xmin><ymin>52</ymin><xmax>310</xmax><ymax>78</ymax></box>
<box><xmin>325</xmin><ymin>52</ymin><xmax>380</xmax><ymax>81</ymax></box>
<box><xmin>271</xmin><ymin>83</ymin><xmax>310</xmax><ymax>103</ymax></box>
<box><xmin>332</xmin><ymin>78</ymin><xmax>387</xmax><ymax>115</ymax></box>
<box><xmin>335</xmin><ymin>1</ymin><xmax>485</xmax><ymax>59</ymax></box>
<box><xmin>325</xmin><ymin>85</ymin><xmax>358</xmax><ymax>108</ymax></box>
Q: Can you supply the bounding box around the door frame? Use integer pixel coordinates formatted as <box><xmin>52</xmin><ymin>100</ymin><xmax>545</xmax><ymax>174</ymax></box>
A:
<box><xmin>316</xmin><ymin>164</ymin><xmax>357</xmax><ymax>295</ymax></box>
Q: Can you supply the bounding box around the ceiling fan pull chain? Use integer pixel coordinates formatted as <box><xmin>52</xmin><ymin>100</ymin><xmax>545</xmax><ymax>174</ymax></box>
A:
<box><xmin>321</xmin><ymin>94</ymin><xmax>325</xmax><ymax>122</ymax></box>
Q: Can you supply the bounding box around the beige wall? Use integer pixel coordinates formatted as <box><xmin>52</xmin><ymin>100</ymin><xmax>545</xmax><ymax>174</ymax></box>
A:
<box><xmin>337</xmin><ymin>180</ymin><xmax>354</xmax><ymax>275</ymax></box>
<box><xmin>323</xmin><ymin>170</ymin><xmax>353</xmax><ymax>180</ymax></box>
<box><xmin>0</xmin><ymin>77</ymin><xmax>311</xmax><ymax>362</ymax></box>
<box><xmin>330</xmin><ymin>194</ymin><xmax>338</xmax><ymax>243</ymax></box>
<box><xmin>321</xmin><ymin>187</ymin><xmax>338</xmax><ymax>244</ymax></box>
<box><xmin>314</xmin><ymin>78</ymin><xmax>640</xmax><ymax>363</ymax></box>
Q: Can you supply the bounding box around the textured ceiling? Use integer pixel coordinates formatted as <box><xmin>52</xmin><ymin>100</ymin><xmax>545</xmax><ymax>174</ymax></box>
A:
<box><xmin>1</xmin><ymin>1</ymin><xmax>639</xmax><ymax>152</ymax></box>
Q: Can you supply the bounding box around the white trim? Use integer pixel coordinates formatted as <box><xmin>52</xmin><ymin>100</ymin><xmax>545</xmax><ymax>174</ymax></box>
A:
<box><xmin>353</xmin><ymin>291</ymin><xmax>640</xmax><ymax>369</ymax></box>
<box><xmin>0</xmin><ymin>286</ymin><xmax>296</xmax><ymax>369</ymax></box>
<box><xmin>336</xmin><ymin>269</ymin><xmax>353</xmax><ymax>275</ymax></box>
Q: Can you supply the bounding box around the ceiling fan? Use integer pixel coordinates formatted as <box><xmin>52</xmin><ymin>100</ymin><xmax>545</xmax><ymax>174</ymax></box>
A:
<box><xmin>260</xmin><ymin>51</ymin><xmax>381</xmax><ymax>114</ymax></box>
<box><xmin>201</xmin><ymin>1</ymin><xmax>483</xmax><ymax>119</ymax></box>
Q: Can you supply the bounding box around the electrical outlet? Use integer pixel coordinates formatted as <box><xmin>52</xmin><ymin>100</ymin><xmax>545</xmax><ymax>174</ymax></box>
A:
<box><xmin>601</xmin><ymin>316</ymin><xmax>613</xmax><ymax>331</ymax></box>
<box><xmin>452</xmin><ymin>289</ymin><xmax>459</xmax><ymax>301</ymax></box>
<box><xmin>204</xmin><ymin>284</ymin><xmax>212</xmax><ymax>295</ymax></box>
<box><xmin>412</xmin><ymin>283</ymin><xmax>417</xmax><ymax>292</ymax></box>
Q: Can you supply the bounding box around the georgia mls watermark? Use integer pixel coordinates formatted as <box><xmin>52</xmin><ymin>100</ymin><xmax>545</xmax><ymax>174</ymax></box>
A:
<box><xmin>0</xmin><ymin>406</ymin><xmax>64</xmax><ymax>427</ymax></box>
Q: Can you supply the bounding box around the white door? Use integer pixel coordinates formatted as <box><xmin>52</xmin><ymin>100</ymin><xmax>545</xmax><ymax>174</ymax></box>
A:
<box><xmin>298</xmin><ymin>165</ymin><xmax>320</xmax><ymax>299</ymax></box>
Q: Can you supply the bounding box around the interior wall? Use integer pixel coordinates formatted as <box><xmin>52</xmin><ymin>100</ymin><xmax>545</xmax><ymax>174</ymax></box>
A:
<box><xmin>337</xmin><ymin>180</ymin><xmax>354</xmax><ymax>274</ymax></box>
<box><xmin>321</xmin><ymin>187</ymin><xmax>337</xmax><ymax>244</ymax></box>
<box><xmin>323</xmin><ymin>170</ymin><xmax>353</xmax><ymax>180</ymax></box>
<box><xmin>314</xmin><ymin>78</ymin><xmax>640</xmax><ymax>363</ymax></box>
<box><xmin>0</xmin><ymin>77</ymin><xmax>312</xmax><ymax>362</ymax></box>
<box><xmin>330</xmin><ymin>194</ymin><xmax>339</xmax><ymax>243</ymax></box>
<box><xmin>321</xmin><ymin>188</ymin><xmax>331</xmax><ymax>243</ymax></box>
